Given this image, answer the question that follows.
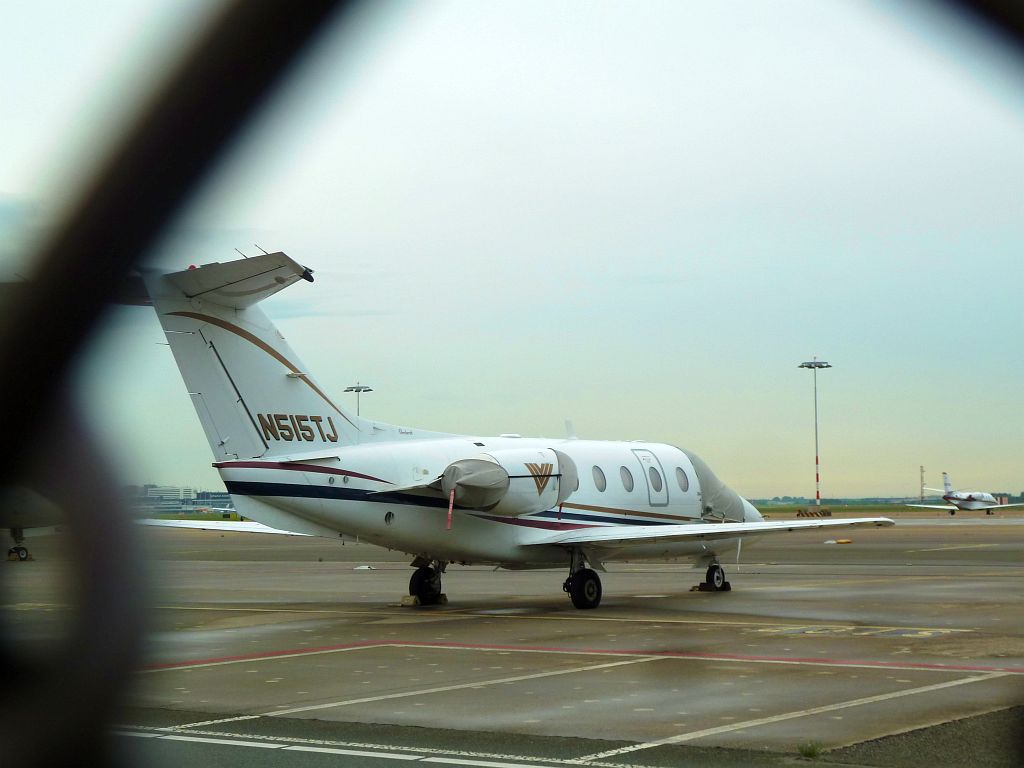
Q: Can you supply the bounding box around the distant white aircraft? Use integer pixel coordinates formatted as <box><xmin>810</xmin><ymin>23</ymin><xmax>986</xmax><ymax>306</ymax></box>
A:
<box><xmin>136</xmin><ymin>252</ymin><xmax>893</xmax><ymax>609</ymax></box>
<box><xmin>907</xmin><ymin>472</ymin><xmax>1023</xmax><ymax>516</ymax></box>
<box><xmin>2</xmin><ymin>488</ymin><xmax>64</xmax><ymax>561</ymax></box>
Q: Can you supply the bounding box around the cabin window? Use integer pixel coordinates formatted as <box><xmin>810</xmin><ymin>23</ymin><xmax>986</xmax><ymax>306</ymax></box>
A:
<box><xmin>676</xmin><ymin>467</ymin><xmax>689</xmax><ymax>492</ymax></box>
<box><xmin>649</xmin><ymin>466</ymin><xmax>663</xmax><ymax>492</ymax></box>
<box><xmin>592</xmin><ymin>465</ymin><xmax>607</xmax><ymax>492</ymax></box>
<box><xmin>620</xmin><ymin>466</ymin><xmax>634</xmax><ymax>492</ymax></box>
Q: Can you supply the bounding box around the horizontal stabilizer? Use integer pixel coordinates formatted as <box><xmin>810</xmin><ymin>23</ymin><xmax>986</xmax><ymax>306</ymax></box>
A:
<box><xmin>371</xmin><ymin>478</ymin><xmax>443</xmax><ymax>498</ymax></box>
<box><xmin>163</xmin><ymin>251</ymin><xmax>313</xmax><ymax>309</ymax></box>
<box><xmin>138</xmin><ymin>518</ymin><xmax>307</xmax><ymax>536</ymax></box>
<box><xmin>523</xmin><ymin>517</ymin><xmax>894</xmax><ymax>550</ymax></box>
<box><xmin>251</xmin><ymin>449</ymin><xmax>349</xmax><ymax>464</ymax></box>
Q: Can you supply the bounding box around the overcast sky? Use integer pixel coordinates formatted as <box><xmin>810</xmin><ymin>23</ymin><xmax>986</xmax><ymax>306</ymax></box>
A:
<box><xmin>2</xmin><ymin>1</ymin><xmax>1022</xmax><ymax>499</ymax></box>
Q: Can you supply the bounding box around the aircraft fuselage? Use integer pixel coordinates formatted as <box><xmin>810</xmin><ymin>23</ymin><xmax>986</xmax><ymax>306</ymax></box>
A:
<box><xmin>214</xmin><ymin>436</ymin><xmax>758</xmax><ymax>568</ymax></box>
<box><xmin>943</xmin><ymin>492</ymin><xmax>998</xmax><ymax>511</ymax></box>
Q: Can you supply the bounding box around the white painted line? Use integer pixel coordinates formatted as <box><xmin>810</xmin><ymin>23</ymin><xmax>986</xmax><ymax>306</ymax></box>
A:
<box><xmin>115</xmin><ymin>730</ymin><xmax>613</xmax><ymax>767</ymax></box>
<box><xmin>112</xmin><ymin>730</ymin><xmax>161</xmax><ymax>739</ymax></box>
<box><xmin>168</xmin><ymin>715</ymin><xmax>260</xmax><ymax>729</ymax></box>
<box><xmin>119</xmin><ymin>727</ymin><xmax>543</xmax><ymax>762</ymax></box>
<box><xmin>909</xmin><ymin>544</ymin><xmax>997</xmax><ymax>553</ymax></box>
<box><xmin>284</xmin><ymin>745</ymin><xmax>422</xmax><ymax>760</ymax></box>
<box><xmin>120</xmin><ymin>731</ymin><xmax>421</xmax><ymax>761</ymax></box>
<box><xmin>264</xmin><ymin>656</ymin><xmax>664</xmax><ymax>717</ymax></box>
<box><xmin>160</xmin><ymin>734</ymin><xmax>282</xmax><ymax>749</ymax></box>
<box><xmin>159</xmin><ymin>603</ymin><xmax>976</xmax><ymax>636</ymax></box>
<box><xmin>156</xmin><ymin>605</ymin><xmax>348</xmax><ymax>614</ymax></box>
<box><xmin>392</xmin><ymin>643</ymin><xmax>1015</xmax><ymax>674</ymax></box>
<box><xmin>462</xmin><ymin>610</ymin><xmax>973</xmax><ymax>633</ymax></box>
<box><xmin>571</xmin><ymin>672</ymin><xmax>1010</xmax><ymax>763</ymax></box>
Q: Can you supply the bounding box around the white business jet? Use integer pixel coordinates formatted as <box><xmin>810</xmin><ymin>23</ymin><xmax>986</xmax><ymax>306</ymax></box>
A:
<box><xmin>137</xmin><ymin>252</ymin><xmax>892</xmax><ymax>609</ymax></box>
<box><xmin>2</xmin><ymin>489</ymin><xmax>64</xmax><ymax>561</ymax></box>
<box><xmin>907</xmin><ymin>472</ymin><xmax>1022</xmax><ymax>515</ymax></box>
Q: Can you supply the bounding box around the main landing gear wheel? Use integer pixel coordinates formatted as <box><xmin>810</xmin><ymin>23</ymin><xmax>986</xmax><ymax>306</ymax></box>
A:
<box><xmin>8</xmin><ymin>546</ymin><xmax>29</xmax><ymax>562</ymax></box>
<box><xmin>409</xmin><ymin>566</ymin><xmax>442</xmax><ymax>606</ymax></box>
<box><xmin>705</xmin><ymin>563</ymin><xmax>730</xmax><ymax>591</ymax></box>
<box><xmin>567</xmin><ymin>568</ymin><xmax>602</xmax><ymax>609</ymax></box>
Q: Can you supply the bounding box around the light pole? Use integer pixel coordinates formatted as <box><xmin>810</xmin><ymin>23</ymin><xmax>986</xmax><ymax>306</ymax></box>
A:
<box><xmin>343</xmin><ymin>383</ymin><xmax>372</xmax><ymax>416</ymax></box>
<box><xmin>798</xmin><ymin>358</ymin><xmax>831</xmax><ymax>506</ymax></box>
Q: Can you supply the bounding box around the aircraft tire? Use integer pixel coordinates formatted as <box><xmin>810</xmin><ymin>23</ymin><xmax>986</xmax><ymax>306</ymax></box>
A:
<box><xmin>12</xmin><ymin>546</ymin><xmax>28</xmax><ymax>562</ymax></box>
<box><xmin>569</xmin><ymin>568</ymin><xmax>602</xmax><ymax>609</ymax></box>
<box><xmin>706</xmin><ymin>564</ymin><xmax>726</xmax><ymax>591</ymax></box>
<box><xmin>409</xmin><ymin>566</ymin><xmax>442</xmax><ymax>605</ymax></box>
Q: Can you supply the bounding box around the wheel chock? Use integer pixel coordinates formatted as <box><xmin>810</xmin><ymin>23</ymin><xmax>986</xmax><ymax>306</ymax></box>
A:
<box><xmin>400</xmin><ymin>593</ymin><xmax>448</xmax><ymax>607</ymax></box>
<box><xmin>692</xmin><ymin>581</ymin><xmax>732</xmax><ymax>592</ymax></box>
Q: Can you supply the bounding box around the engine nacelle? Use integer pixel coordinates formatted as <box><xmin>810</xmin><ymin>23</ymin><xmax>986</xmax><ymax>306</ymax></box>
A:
<box><xmin>476</xmin><ymin>447</ymin><xmax>578</xmax><ymax>517</ymax></box>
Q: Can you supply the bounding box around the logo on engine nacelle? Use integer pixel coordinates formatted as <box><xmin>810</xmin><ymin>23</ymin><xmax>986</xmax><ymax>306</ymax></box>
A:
<box><xmin>525</xmin><ymin>462</ymin><xmax>554</xmax><ymax>494</ymax></box>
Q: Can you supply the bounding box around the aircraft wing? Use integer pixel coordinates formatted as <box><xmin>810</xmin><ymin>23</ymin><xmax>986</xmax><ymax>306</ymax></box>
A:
<box><xmin>523</xmin><ymin>517</ymin><xmax>893</xmax><ymax>550</ymax></box>
<box><xmin>905</xmin><ymin>503</ymin><xmax>959</xmax><ymax>511</ymax></box>
<box><xmin>138</xmin><ymin>518</ymin><xmax>308</xmax><ymax>536</ymax></box>
<box><xmin>974</xmin><ymin>502</ymin><xmax>1024</xmax><ymax>510</ymax></box>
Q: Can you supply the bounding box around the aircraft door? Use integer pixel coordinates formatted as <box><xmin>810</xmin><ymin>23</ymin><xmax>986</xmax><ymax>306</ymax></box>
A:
<box><xmin>632</xmin><ymin>449</ymin><xmax>669</xmax><ymax>507</ymax></box>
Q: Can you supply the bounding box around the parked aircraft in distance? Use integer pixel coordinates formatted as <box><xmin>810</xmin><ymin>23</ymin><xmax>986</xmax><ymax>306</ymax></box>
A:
<box><xmin>136</xmin><ymin>252</ymin><xmax>893</xmax><ymax>609</ymax></box>
<box><xmin>3</xmin><ymin>488</ymin><xmax>64</xmax><ymax>561</ymax></box>
<box><xmin>907</xmin><ymin>472</ymin><xmax>1023</xmax><ymax>516</ymax></box>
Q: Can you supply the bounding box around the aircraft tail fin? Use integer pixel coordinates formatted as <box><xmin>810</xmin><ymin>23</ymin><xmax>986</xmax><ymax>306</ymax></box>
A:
<box><xmin>942</xmin><ymin>472</ymin><xmax>953</xmax><ymax>494</ymax></box>
<box><xmin>140</xmin><ymin>253</ymin><xmax>363</xmax><ymax>461</ymax></box>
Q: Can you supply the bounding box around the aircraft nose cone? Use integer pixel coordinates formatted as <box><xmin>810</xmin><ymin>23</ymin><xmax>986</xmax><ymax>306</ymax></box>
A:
<box><xmin>742</xmin><ymin>499</ymin><xmax>762</xmax><ymax>522</ymax></box>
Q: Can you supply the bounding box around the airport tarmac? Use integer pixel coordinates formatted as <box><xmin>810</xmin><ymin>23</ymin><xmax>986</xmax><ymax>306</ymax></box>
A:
<box><xmin>4</xmin><ymin>514</ymin><xmax>1023</xmax><ymax>767</ymax></box>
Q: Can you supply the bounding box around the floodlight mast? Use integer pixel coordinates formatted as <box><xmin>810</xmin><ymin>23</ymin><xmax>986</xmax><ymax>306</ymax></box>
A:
<box><xmin>798</xmin><ymin>358</ymin><xmax>832</xmax><ymax>506</ymax></box>
<box><xmin>343</xmin><ymin>382</ymin><xmax>373</xmax><ymax>417</ymax></box>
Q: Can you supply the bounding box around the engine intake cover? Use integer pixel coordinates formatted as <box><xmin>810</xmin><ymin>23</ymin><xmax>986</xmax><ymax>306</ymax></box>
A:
<box><xmin>440</xmin><ymin>458</ymin><xmax>510</xmax><ymax>509</ymax></box>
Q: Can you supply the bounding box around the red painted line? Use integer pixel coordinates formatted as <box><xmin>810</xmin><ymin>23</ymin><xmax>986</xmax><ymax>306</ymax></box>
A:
<box><xmin>141</xmin><ymin>639</ymin><xmax>1024</xmax><ymax>675</ymax></box>
<box><xmin>142</xmin><ymin>640</ymin><xmax>381</xmax><ymax>670</ymax></box>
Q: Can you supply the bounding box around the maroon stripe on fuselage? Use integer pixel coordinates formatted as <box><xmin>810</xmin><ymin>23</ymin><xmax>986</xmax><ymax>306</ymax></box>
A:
<box><xmin>212</xmin><ymin>460</ymin><xmax>391</xmax><ymax>485</ymax></box>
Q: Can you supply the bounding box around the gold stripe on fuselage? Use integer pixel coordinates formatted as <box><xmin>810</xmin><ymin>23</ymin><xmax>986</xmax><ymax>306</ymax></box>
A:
<box><xmin>561</xmin><ymin>501</ymin><xmax>695</xmax><ymax>524</ymax></box>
